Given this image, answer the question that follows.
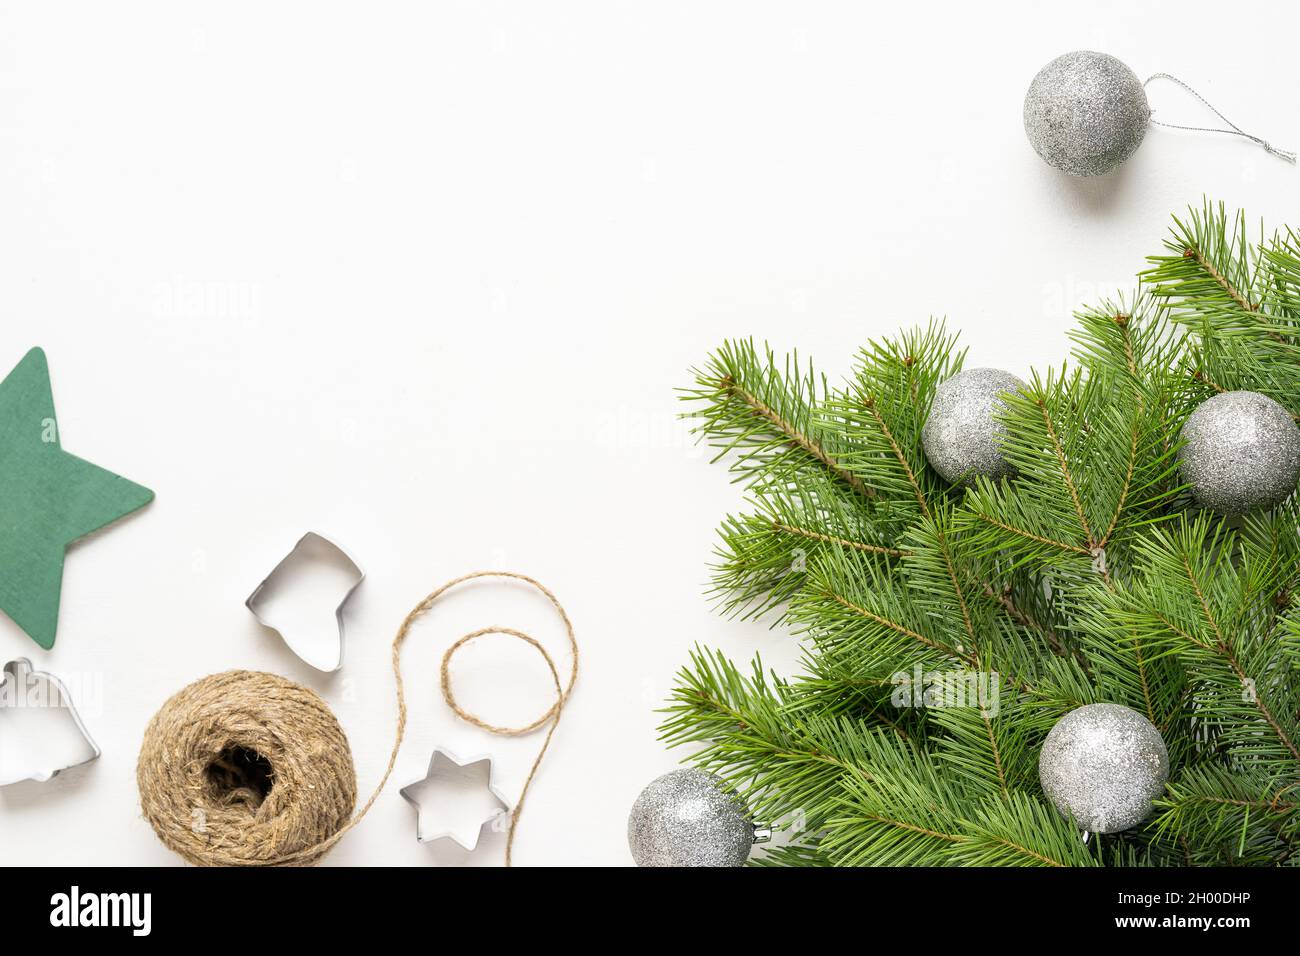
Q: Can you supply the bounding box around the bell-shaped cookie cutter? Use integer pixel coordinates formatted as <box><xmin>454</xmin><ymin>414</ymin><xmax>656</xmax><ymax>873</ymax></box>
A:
<box><xmin>0</xmin><ymin>657</ymin><xmax>101</xmax><ymax>786</ymax></box>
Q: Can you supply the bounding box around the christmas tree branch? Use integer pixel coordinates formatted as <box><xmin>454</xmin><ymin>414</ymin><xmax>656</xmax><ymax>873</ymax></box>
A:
<box><xmin>1179</xmin><ymin>553</ymin><xmax>1300</xmax><ymax>763</ymax></box>
<box><xmin>1038</xmin><ymin>398</ymin><xmax>1096</xmax><ymax>547</ymax></box>
<box><xmin>722</xmin><ymin>373</ymin><xmax>874</xmax><ymax>500</ymax></box>
<box><xmin>966</xmin><ymin>509</ymin><xmax>1091</xmax><ymax>556</ymax></box>
<box><xmin>1182</xmin><ymin>242</ymin><xmax>1263</xmax><ymax>319</ymax></box>
<box><xmin>819</xmin><ymin>587</ymin><xmax>975</xmax><ymax>665</ymax></box>
<box><xmin>666</xmin><ymin>204</ymin><xmax>1300</xmax><ymax>867</ymax></box>
<box><xmin>770</xmin><ymin>520</ymin><xmax>909</xmax><ymax>556</ymax></box>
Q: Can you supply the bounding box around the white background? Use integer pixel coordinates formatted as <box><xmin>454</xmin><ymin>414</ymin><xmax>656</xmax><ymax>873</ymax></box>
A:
<box><xmin>1</xmin><ymin>1</ymin><xmax>1296</xmax><ymax>866</ymax></box>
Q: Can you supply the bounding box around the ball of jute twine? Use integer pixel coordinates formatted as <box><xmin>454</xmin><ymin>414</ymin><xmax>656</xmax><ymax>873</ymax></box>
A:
<box><xmin>137</xmin><ymin>571</ymin><xmax>577</xmax><ymax>867</ymax></box>
<box><xmin>137</xmin><ymin>670</ymin><xmax>357</xmax><ymax>866</ymax></box>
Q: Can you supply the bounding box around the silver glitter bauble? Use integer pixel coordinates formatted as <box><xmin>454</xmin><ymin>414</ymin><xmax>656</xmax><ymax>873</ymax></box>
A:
<box><xmin>1039</xmin><ymin>703</ymin><xmax>1169</xmax><ymax>834</ymax></box>
<box><xmin>922</xmin><ymin>368</ymin><xmax>1026</xmax><ymax>485</ymax></box>
<box><xmin>1024</xmin><ymin>51</ymin><xmax>1150</xmax><ymax>177</ymax></box>
<box><xmin>627</xmin><ymin>768</ymin><xmax>754</xmax><ymax>867</ymax></box>
<box><xmin>1178</xmin><ymin>390</ymin><xmax>1300</xmax><ymax>516</ymax></box>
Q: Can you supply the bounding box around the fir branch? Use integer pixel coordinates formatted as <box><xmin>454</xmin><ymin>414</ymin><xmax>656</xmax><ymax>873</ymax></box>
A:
<box><xmin>667</xmin><ymin>203</ymin><xmax>1300</xmax><ymax>867</ymax></box>
<box><xmin>966</xmin><ymin>509</ymin><xmax>1091</xmax><ymax>557</ymax></box>
<box><xmin>1113</xmin><ymin>518</ymin><xmax>1300</xmax><ymax>768</ymax></box>
<box><xmin>955</xmin><ymin>794</ymin><xmax>1099</xmax><ymax>867</ymax></box>
<box><xmin>722</xmin><ymin>373</ymin><xmax>873</xmax><ymax>500</ymax></box>
<box><xmin>1184</xmin><ymin>241</ymin><xmax>1262</xmax><ymax>319</ymax></box>
<box><xmin>681</xmin><ymin>339</ymin><xmax>873</xmax><ymax>501</ymax></box>
<box><xmin>1145</xmin><ymin>200</ymin><xmax>1300</xmax><ymax>350</ymax></box>
<box><xmin>862</xmin><ymin>395</ymin><xmax>930</xmax><ymax>517</ymax></box>
<box><xmin>770</xmin><ymin>520</ymin><xmax>909</xmax><ymax>557</ymax></box>
<box><xmin>821</xmin><ymin>587</ymin><xmax>974</xmax><ymax>665</ymax></box>
<box><xmin>1180</xmin><ymin>551</ymin><xmax>1300</xmax><ymax>763</ymax></box>
<box><xmin>1153</xmin><ymin>765</ymin><xmax>1297</xmax><ymax>864</ymax></box>
<box><xmin>1037</xmin><ymin>394</ymin><xmax>1095</xmax><ymax>547</ymax></box>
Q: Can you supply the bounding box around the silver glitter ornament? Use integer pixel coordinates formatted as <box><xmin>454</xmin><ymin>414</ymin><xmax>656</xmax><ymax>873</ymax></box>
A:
<box><xmin>922</xmin><ymin>368</ymin><xmax>1026</xmax><ymax>485</ymax></box>
<box><xmin>1039</xmin><ymin>703</ymin><xmax>1169</xmax><ymax>834</ymax></box>
<box><xmin>1179</xmin><ymin>390</ymin><xmax>1300</xmax><ymax>516</ymax></box>
<box><xmin>627</xmin><ymin>768</ymin><xmax>755</xmax><ymax>867</ymax></box>
<box><xmin>1024</xmin><ymin>51</ymin><xmax>1150</xmax><ymax>177</ymax></box>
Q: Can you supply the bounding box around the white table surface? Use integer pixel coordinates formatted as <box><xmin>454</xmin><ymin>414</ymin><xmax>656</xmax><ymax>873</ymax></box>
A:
<box><xmin>2</xmin><ymin>0</ymin><xmax>1296</xmax><ymax>865</ymax></box>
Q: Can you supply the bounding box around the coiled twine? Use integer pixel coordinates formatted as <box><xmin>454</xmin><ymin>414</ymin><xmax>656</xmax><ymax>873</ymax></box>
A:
<box><xmin>137</xmin><ymin>571</ymin><xmax>578</xmax><ymax>866</ymax></box>
<box><xmin>137</xmin><ymin>670</ymin><xmax>357</xmax><ymax>866</ymax></box>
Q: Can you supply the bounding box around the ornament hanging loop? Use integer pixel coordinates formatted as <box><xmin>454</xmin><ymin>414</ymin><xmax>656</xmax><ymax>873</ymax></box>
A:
<box><xmin>1144</xmin><ymin>72</ymin><xmax>1296</xmax><ymax>163</ymax></box>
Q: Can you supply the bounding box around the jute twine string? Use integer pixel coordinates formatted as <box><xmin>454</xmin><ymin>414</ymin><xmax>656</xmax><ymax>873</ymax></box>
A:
<box><xmin>137</xmin><ymin>669</ymin><xmax>358</xmax><ymax>866</ymax></box>
<box><xmin>138</xmin><ymin>571</ymin><xmax>577</xmax><ymax>866</ymax></box>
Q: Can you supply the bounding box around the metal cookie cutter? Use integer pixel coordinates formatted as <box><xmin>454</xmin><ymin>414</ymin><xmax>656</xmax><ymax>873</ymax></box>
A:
<box><xmin>245</xmin><ymin>532</ymin><xmax>364</xmax><ymax>672</ymax></box>
<box><xmin>400</xmin><ymin>747</ymin><xmax>511</xmax><ymax>851</ymax></box>
<box><xmin>0</xmin><ymin>658</ymin><xmax>101</xmax><ymax>786</ymax></box>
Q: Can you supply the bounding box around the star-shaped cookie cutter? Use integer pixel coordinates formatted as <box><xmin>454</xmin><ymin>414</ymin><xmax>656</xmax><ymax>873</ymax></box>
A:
<box><xmin>399</xmin><ymin>747</ymin><xmax>511</xmax><ymax>851</ymax></box>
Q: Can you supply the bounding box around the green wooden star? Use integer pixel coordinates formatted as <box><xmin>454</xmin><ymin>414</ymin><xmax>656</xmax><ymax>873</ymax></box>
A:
<box><xmin>0</xmin><ymin>348</ymin><xmax>153</xmax><ymax>649</ymax></box>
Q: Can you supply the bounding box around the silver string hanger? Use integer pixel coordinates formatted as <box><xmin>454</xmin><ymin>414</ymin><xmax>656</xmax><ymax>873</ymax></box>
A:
<box><xmin>1144</xmin><ymin>72</ymin><xmax>1296</xmax><ymax>163</ymax></box>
